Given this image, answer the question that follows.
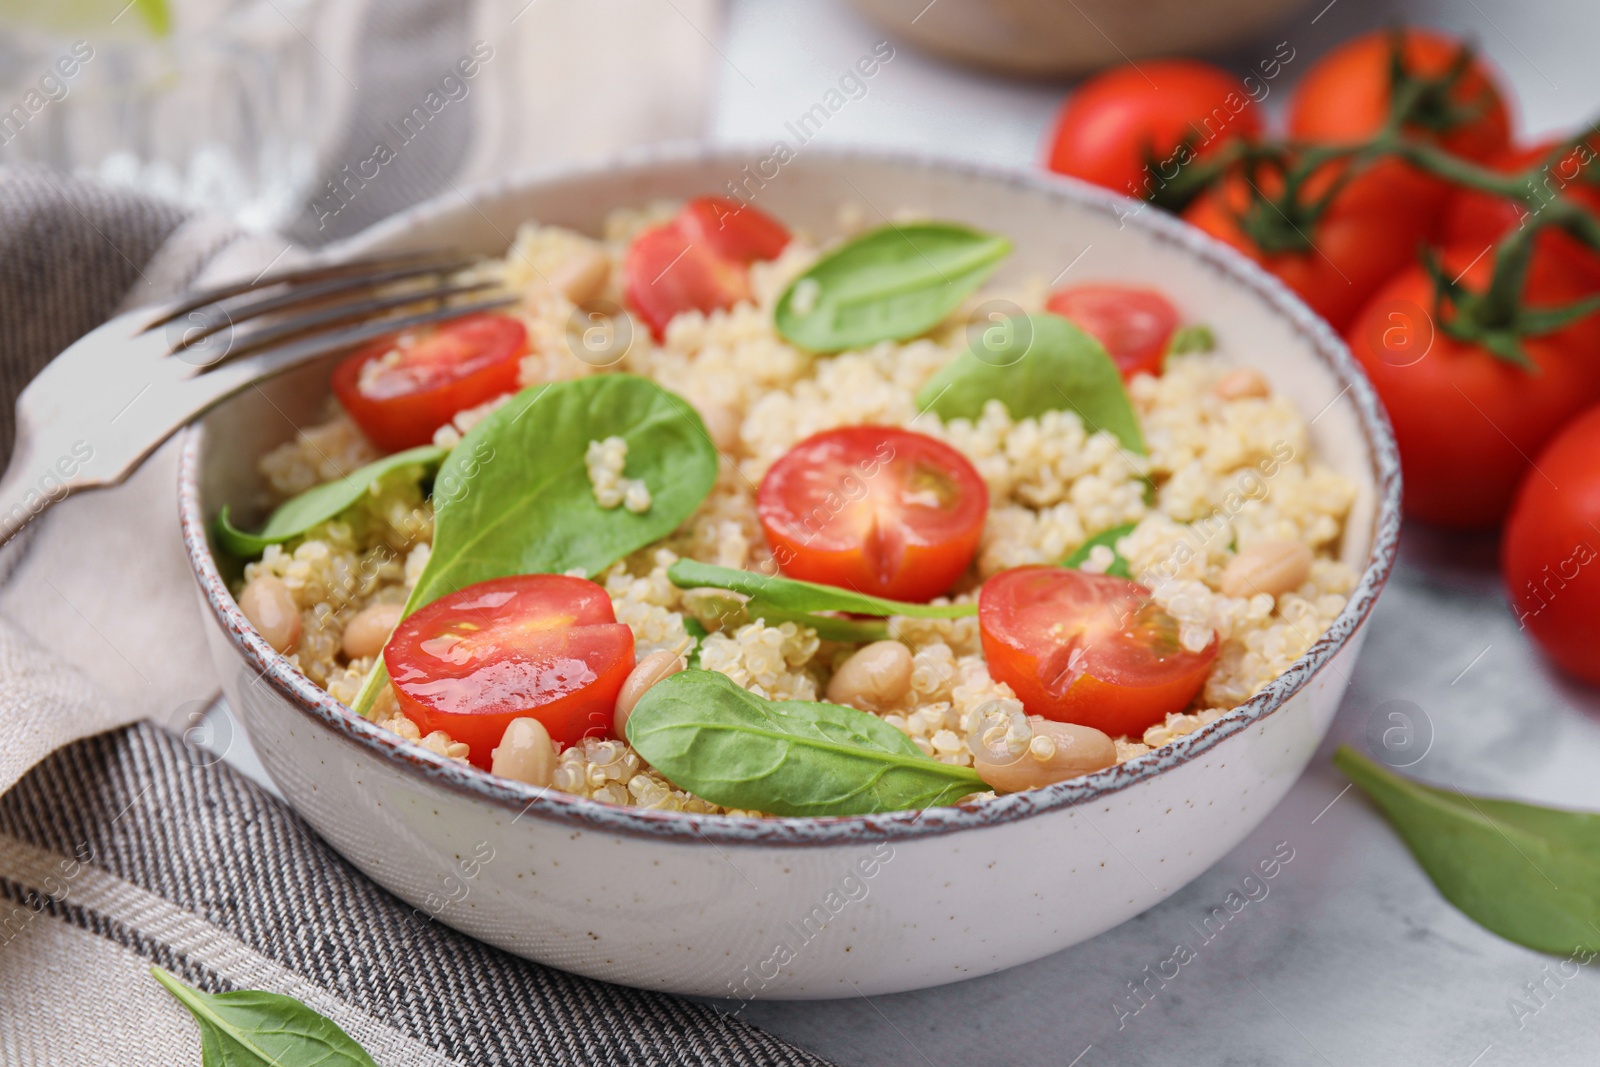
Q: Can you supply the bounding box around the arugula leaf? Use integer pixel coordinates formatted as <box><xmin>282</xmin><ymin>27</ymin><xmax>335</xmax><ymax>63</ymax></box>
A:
<box><xmin>626</xmin><ymin>669</ymin><xmax>985</xmax><ymax>816</ymax></box>
<box><xmin>350</xmin><ymin>375</ymin><xmax>718</xmax><ymax>716</ymax></box>
<box><xmin>150</xmin><ymin>966</ymin><xmax>378</xmax><ymax>1067</ymax></box>
<box><xmin>915</xmin><ymin>312</ymin><xmax>1146</xmax><ymax>454</ymax></box>
<box><xmin>667</xmin><ymin>559</ymin><xmax>975</xmax><ymax>619</ymax></box>
<box><xmin>1063</xmin><ymin>522</ymin><xmax>1137</xmax><ymax>579</ymax></box>
<box><xmin>1336</xmin><ymin>746</ymin><xmax>1600</xmax><ymax>954</ymax></box>
<box><xmin>775</xmin><ymin>222</ymin><xmax>1012</xmax><ymax>353</ymax></box>
<box><xmin>216</xmin><ymin>444</ymin><xmax>447</xmax><ymax>557</ymax></box>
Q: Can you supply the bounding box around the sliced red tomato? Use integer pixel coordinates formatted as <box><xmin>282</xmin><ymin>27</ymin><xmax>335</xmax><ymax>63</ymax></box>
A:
<box><xmin>1441</xmin><ymin>138</ymin><xmax>1600</xmax><ymax>286</ymax></box>
<box><xmin>1045</xmin><ymin>285</ymin><xmax>1179</xmax><ymax>379</ymax></box>
<box><xmin>758</xmin><ymin>426</ymin><xmax>988</xmax><ymax>602</ymax></box>
<box><xmin>1503</xmin><ymin>405</ymin><xmax>1600</xmax><ymax>684</ymax></box>
<box><xmin>384</xmin><ymin>574</ymin><xmax>635</xmax><ymax>765</ymax></box>
<box><xmin>979</xmin><ymin>566</ymin><xmax>1216</xmax><ymax>737</ymax></box>
<box><xmin>677</xmin><ymin>197</ymin><xmax>791</xmax><ymax>263</ymax></box>
<box><xmin>1044</xmin><ymin>59</ymin><xmax>1262</xmax><ymax>198</ymax></box>
<box><xmin>624</xmin><ymin>221</ymin><xmax>753</xmax><ymax>341</ymax></box>
<box><xmin>331</xmin><ymin>313</ymin><xmax>527</xmax><ymax>451</ymax></box>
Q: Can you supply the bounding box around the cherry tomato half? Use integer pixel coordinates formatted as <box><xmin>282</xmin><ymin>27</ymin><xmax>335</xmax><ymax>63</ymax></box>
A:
<box><xmin>1503</xmin><ymin>405</ymin><xmax>1600</xmax><ymax>685</ymax></box>
<box><xmin>979</xmin><ymin>566</ymin><xmax>1217</xmax><ymax>737</ymax></box>
<box><xmin>331</xmin><ymin>313</ymin><xmax>527</xmax><ymax>451</ymax></box>
<box><xmin>1045</xmin><ymin>285</ymin><xmax>1179</xmax><ymax>380</ymax></box>
<box><xmin>677</xmin><ymin>197</ymin><xmax>791</xmax><ymax>264</ymax></box>
<box><xmin>758</xmin><ymin>426</ymin><xmax>988</xmax><ymax>602</ymax></box>
<box><xmin>384</xmin><ymin>574</ymin><xmax>635</xmax><ymax>765</ymax></box>
<box><xmin>623</xmin><ymin>221</ymin><xmax>753</xmax><ymax>341</ymax></box>
<box><xmin>1045</xmin><ymin>59</ymin><xmax>1262</xmax><ymax>199</ymax></box>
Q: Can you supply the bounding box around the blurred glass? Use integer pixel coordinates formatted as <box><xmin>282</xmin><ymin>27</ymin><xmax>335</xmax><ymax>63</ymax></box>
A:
<box><xmin>0</xmin><ymin>0</ymin><xmax>347</xmax><ymax>230</ymax></box>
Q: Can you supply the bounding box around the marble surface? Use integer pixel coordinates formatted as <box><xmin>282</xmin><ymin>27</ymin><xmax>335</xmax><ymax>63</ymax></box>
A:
<box><xmin>203</xmin><ymin>1</ymin><xmax>1600</xmax><ymax>1062</ymax></box>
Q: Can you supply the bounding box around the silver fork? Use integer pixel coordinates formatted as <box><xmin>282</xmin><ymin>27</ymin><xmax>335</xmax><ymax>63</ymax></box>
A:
<box><xmin>0</xmin><ymin>250</ymin><xmax>515</xmax><ymax>546</ymax></box>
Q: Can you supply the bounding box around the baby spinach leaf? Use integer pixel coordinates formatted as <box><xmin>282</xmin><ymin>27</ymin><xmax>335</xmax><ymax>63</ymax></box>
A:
<box><xmin>350</xmin><ymin>375</ymin><xmax>718</xmax><ymax>717</ymax></box>
<box><xmin>667</xmin><ymin>559</ymin><xmax>975</xmax><ymax>619</ymax></box>
<box><xmin>915</xmin><ymin>312</ymin><xmax>1146</xmax><ymax>454</ymax></box>
<box><xmin>1166</xmin><ymin>323</ymin><xmax>1215</xmax><ymax>356</ymax></box>
<box><xmin>775</xmin><ymin>222</ymin><xmax>1012</xmax><ymax>353</ymax></box>
<box><xmin>1335</xmin><ymin>746</ymin><xmax>1600</xmax><ymax>955</ymax></box>
<box><xmin>682</xmin><ymin>618</ymin><xmax>708</xmax><ymax>668</ymax></box>
<box><xmin>216</xmin><ymin>444</ymin><xmax>447</xmax><ymax>557</ymax></box>
<box><xmin>150</xmin><ymin>966</ymin><xmax>378</xmax><ymax>1067</ymax></box>
<box><xmin>626</xmin><ymin>669</ymin><xmax>985</xmax><ymax>816</ymax></box>
<box><xmin>1063</xmin><ymin>522</ymin><xmax>1137</xmax><ymax>579</ymax></box>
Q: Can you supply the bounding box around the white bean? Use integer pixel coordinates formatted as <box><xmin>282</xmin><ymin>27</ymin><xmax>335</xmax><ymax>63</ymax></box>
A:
<box><xmin>491</xmin><ymin>718</ymin><xmax>556</xmax><ymax>787</ymax></box>
<box><xmin>1212</xmin><ymin>368</ymin><xmax>1271</xmax><ymax>400</ymax></box>
<box><xmin>341</xmin><ymin>602</ymin><xmax>404</xmax><ymax>661</ymax></box>
<box><xmin>974</xmin><ymin>718</ymin><xmax>1117</xmax><ymax>792</ymax></box>
<box><xmin>825</xmin><ymin>641</ymin><xmax>914</xmax><ymax>712</ymax></box>
<box><xmin>239</xmin><ymin>576</ymin><xmax>301</xmax><ymax>654</ymax></box>
<box><xmin>614</xmin><ymin>650</ymin><xmax>686</xmax><ymax>733</ymax></box>
<box><xmin>1221</xmin><ymin>539</ymin><xmax>1313</xmax><ymax>599</ymax></box>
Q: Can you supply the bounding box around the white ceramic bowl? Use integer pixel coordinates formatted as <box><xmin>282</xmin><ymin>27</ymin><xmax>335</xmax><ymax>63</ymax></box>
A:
<box><xmin>180</xmin><ymin>146</ymin><xmax>1400</xmax><ymax>999</ymax></box>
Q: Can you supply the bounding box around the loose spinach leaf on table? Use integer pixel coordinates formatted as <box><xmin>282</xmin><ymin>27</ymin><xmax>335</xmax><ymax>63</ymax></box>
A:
<box><xmin>1335</xmin><ymin>745</ymin><xmax>1600</xmax><ymax>955</ymax></box>
<box><xmin>216</xmin><ymin>444</ymin><xmax>447</xmax><ymax>557</ymax></box>
<box><xmin>151</xmin><ymin>966</ymin><xmax>378</xmax><ymax>1067</ymax></box>
<box><xmin>626</xmin><ymin>669</ymin><xmax>985</xmax><ymax>816</ymax></box>
<box><xmin>775</xmin><ymin>222</ymin><xmax>1012</xmax><ymax>353</ymax></box>
<box><xmin>915</xmin><ymin>312</ymin><xmax>1146</xmax><ymax>454</ymax></box>
<box><xmin>350</xmin><ymin>375</ymin><xmax>719</xmax><ymax>716</ymax></box>
<box><xmin>1062</xmin><ymin>522</ymin><xmax>1137</xmax><ymax>579</ymax></box>
<box><xmin>667</xmin><ymin>559</ymin><xmax>976</xmax><ymax>619</ymax></box>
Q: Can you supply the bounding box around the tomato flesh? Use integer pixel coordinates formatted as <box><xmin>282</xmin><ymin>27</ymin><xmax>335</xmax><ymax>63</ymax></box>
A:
<box><xmin>1442</xmin><ymin>138</ymin><xmax>1600</xmax><ymax>286</ymax></box>
<box><xmin>384</xmin><ymin>575</ymin><xmax>635</xmax><ymax>765</ymax></box>
<box><xmin>979</xmin><ymin>566</ymin><xmax>1216</xmax><ymax>736</ymax></box>
<box><xmin>678</xmin><ymin>197</ymin><xmax>791</xmax><ymax>263</ymax></box>
<box><xmin>331</xmin><ymin>313</ymin><xmax>527</xmax><ymax>451</ymax></box>
<box><xmin>624</xmin><ymin>221</ymin><xmax>753</xmax><ymax>340</ymax></box>
<box><xmin>1503</xmin><ymin>405</ymin><xmax>1600</xmax><ymax>684</ymax></box>
<box><xmin>758</xmin><ymin>426</ymin><xmax>988</xmax><ymax>602</ymax></box>
<box><xmin>1045</xmin><ymin>285</ymin><xmax>1179</xmax><ymax>379</ymax></box>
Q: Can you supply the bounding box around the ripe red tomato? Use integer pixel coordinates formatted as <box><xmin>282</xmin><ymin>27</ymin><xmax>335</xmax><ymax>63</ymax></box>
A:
<box><xmin>1044</xmin><ymin>59</ymin><xmax>1262</xmax><ymax>199</ymax></box>
<box><xmin>1182</xmin><ymin>162</ymin><xmax>1426</xmax><ymax>331</ymax></box>
<box><xmin>384</xmin><ymin>574</ymin><xmax>635</xmax><ymax>765</ymax></box>
<box><xmin>1045</xmin><ymin>285</ymin><xmax>1179</xmax><ymax>379</ymax></box>
<box><xmin>1441</xmin><ymin>138</ymin><xmax>1600</xmax><ymax>286</ymax></box>
<box><xmin>331</xmin><ymin>313</ymin><xmax>527</xmax><ymax>451</ymax></box>
<box><xmin>624</xmin><ymin>221</ymin><xmax>753</xmax><ymax>341</ymax></box>
<box><xmin>1288</xmin><ymin>28</ymin><xmax>1511</xmax><ymax>234</ymax></box>
<box><xmin>1345</xmin><ymin>246</ymin><xmax>1600</xmax><ymax>528</ymax></box>
<box><xmin>677</xmin><ymin>197</ymin><xmax>791</xmax><ymax>263</ymax></box>
<box><xmin>1502</xmin><ymin>405</ymin><xmax>1600</xmax><ymax>684</ymax></box>
<box><xmin>978</xmin><ymin>566</ymin><xmax>1216</xmax><ymax>737</ymax></box>
<box><xmin>758</xmin><ymin>426</ymin><xmax>988</xmax><ymax>602</ymax></box>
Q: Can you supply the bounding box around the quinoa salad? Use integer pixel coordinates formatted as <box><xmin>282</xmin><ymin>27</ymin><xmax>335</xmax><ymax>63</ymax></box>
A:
<box><xmin>223</xmin><ymin>196</ymin><xmax>1357</xmax><ymax>819</ymax></box>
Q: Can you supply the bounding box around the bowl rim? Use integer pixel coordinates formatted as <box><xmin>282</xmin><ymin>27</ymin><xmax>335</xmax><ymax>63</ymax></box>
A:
<box><xmin>178</xmin><ymin>141</ymin><xmax>1402</xmax><ymax>848</ymax></box>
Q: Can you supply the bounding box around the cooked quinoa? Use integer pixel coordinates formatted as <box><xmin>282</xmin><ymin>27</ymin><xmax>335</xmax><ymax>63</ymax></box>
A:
<box><xmin>240</xmin><ymin>208</ymin><xmax>1358</xmax><ymax>815</ymax></box>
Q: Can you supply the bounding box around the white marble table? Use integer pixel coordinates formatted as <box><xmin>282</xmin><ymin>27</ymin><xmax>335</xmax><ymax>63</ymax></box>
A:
<box><xmin>700</xmin><ymin>1</ymin><xmax>1600</xmax><ymax>1064</ymax></box>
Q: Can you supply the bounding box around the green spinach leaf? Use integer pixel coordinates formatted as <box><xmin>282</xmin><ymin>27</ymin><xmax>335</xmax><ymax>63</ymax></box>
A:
<box><xmin>915</xmin><ymin>312</ymin><xmax>1146</xmax><ymax>453</ymax></box>
<box><xmin>667</xmin><ymin>559</ymin><xmax>975</xmax><ymax>619</ymax></box>
<box><xmin>150</xmin><ymin>966</ymin><xmax>378</xmax><ymax>1067</ymax></box>
<box><xmin>217</xmin><ymin>444</ymin><xmax>447</xmax><ymax>557</ymax></box>
<box><xmin>1336</xmin><ymin>746</ymin><xmax>1600</xmax><ymax>954</ymax></box>
<box><xmin>626</xmin><ymin>669</ymin><xmax>984</xmax><ymax>816</ymax></box>
<box><xmin>350</xmin><ymin>375</ymin><xmax>718</xmax><ymax>716</ymax></box>
<box><xmin>775</xmin><ymin>222</ymin><xmax>1012</xmax><ymax>353</ymax></box>
<box><xmin>1166</xmin><ymin>323</ymin><xmax>1215</xmax><ymax>356</ymax></box>
<box><xmin>1063</xmin><ymin>522</ymin><xmax>1137</xmax><ymax>579</ymax></box>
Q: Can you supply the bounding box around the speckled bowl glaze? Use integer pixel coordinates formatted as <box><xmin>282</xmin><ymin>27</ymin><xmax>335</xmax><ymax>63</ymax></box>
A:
<box><xmin>181</xmin><ymin>146</ymin><xmax>1400</xmax><ymax>999</ymax></box>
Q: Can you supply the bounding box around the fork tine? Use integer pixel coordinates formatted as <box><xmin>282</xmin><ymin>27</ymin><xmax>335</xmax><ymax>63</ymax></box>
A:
<box><xmin>173</xmin><ymin>280</ymin><xmax>506</xmax><ymax>361</ymax></box>
<box><xmin>193</xmin><ymin>295</ymin><xmax>519</xmax><ymax>394</ymax></box>
<box><xmin>164</xmin><ymin>255</ymin><xmax>482</xmax><ymax>348</ymax></box>
<box><xmin>142</xmin><ymin>249</ymin><xmax>472</xmax><ymax>331</ymax></box>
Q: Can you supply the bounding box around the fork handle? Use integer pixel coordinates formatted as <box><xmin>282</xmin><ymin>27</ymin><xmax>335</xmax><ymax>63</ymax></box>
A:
<box><xmin>0</xmin><ymin>420</ymin><xmax>98</xmax><ymax>547</ymax></box>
